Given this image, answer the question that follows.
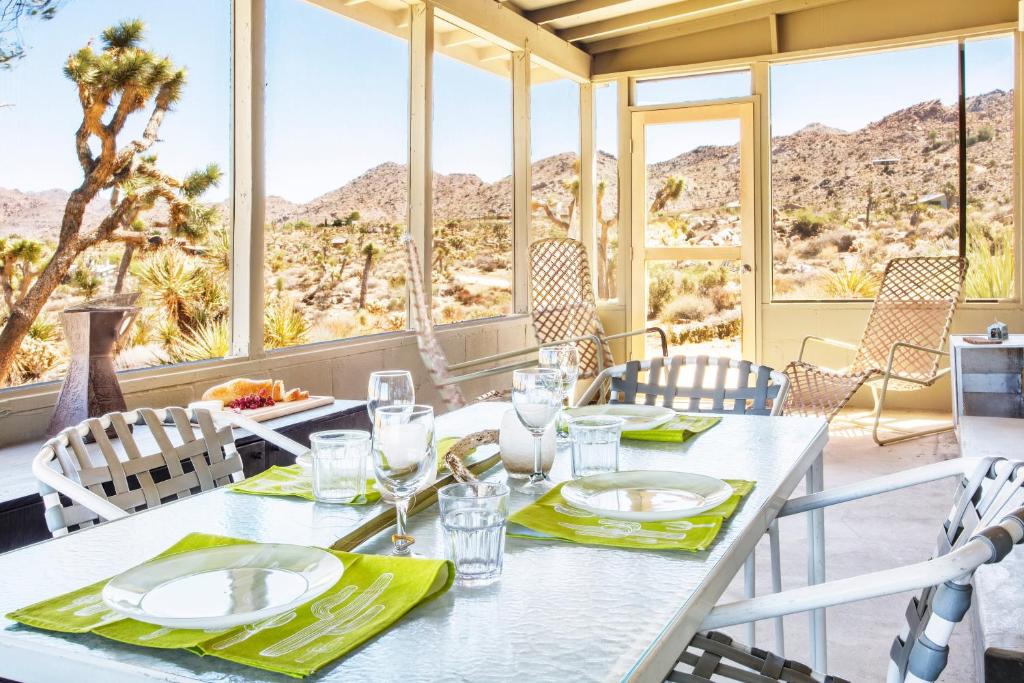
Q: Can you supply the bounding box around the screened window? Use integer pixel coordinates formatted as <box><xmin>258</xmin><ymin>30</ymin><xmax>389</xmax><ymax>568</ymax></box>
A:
<box><xmin>264</xmin><ymin>0</ymin><xmax>409</xmax><ymax>349</ymax></box>
<box><xmin>431</xmin><ymin>19</ymin><xmax>513</xmax><ymax>324</ymax></box>
<box><xmin>530</xmin><ymin>69</ymin><xmax>580</xmax><ymax>243</ymax></box>
<box><xmin>0</xmin><ymin>1</ymin><xmax>232</xmax><ymax>388</ymax></box>
<box><xmin>635</xmin><ymin>70</ymin><xmax>750</xmax><ymax>106</ymax></box>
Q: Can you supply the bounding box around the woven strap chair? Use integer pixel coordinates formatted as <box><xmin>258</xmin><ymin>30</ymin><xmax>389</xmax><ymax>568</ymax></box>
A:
<box><xmin>784</xmin><ymin>256</ymin><xmax>966</xmax><ymax>444</ymax></box>
<box><xmin>530</xmin><ymin>238</ymin><xmax>667</xmax><ymax>381</ymax></box>
<box><xmin>670</xmin><ymin>456</ymin><xmax>1024</xmax><ymax>683</ymax></box>
<box><xmin>33</xmin><ymin>407</ymin><xmax>307</xmax><ymax>536</ymax></box>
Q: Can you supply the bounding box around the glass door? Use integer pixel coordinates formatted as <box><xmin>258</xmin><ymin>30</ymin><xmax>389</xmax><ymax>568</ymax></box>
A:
<box><xmin>630</xmin><ymin>102</ymin><xmax>756</xmax><ymax>360</ymax></box>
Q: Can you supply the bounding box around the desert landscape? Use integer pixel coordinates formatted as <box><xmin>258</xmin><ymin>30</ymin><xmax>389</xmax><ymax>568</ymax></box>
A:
<box><xmin>0</xmin><ymin>89</ymin><xmax>1013</xmax><ymax>386</ymax></box>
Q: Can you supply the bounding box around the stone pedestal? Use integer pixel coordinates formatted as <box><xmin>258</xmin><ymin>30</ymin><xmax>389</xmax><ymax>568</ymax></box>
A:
<box><xmin>47</xmin><ymin>306</ymin><xmax>136</xmax><ymax>436</ymax></box>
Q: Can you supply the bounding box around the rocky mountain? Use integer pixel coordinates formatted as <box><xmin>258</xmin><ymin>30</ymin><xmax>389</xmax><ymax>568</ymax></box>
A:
<box><xmin>1</xmin><ymin>90</ymin><xmax>1012</xmax><ymax>238</ymax></box>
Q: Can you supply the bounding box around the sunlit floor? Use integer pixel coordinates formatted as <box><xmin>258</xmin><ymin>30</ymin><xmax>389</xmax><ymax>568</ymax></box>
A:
<box><xmin>717</xmin><ymin>409</ymin><xmax>974</xmax><ymax>681</ymax></box>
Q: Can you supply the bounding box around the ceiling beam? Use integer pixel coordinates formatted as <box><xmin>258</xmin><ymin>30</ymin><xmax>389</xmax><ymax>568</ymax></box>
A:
<box><xmin>559</xmin><ymin>0</ymin><xmax>781</xmax><ymax>42</ymax></box>
<box><xmin>584</xmin><ymin>0</ymin><xmax>848</xmax><ymax>52</ymax></box>
<box><xmin>524</xmin><ymin>0</ymin><xmax>625</xmax><ymax>25</ymax></box>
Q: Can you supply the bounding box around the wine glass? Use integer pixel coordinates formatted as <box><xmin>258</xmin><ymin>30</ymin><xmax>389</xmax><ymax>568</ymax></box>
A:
<box><xmin>511</xmin><ymin>368</ymin><xmax>562</xmax><ymax>495</ymax></box>
<box><xmin>367</xmin><ymin>370</ymin><xmax>415</xmax><ymax>425</ymax></box>
<box><xmin>371</xmin><ymin>404</ymin><xmax>435</xmax><ymax>555</ymax></box>
<box><xmin>538</xmin><ymin>344</ymin><xmax>580</xmax><ymax>441</ymax></box>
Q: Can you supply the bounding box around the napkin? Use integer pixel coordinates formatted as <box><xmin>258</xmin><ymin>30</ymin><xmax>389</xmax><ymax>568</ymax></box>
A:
<box><xmin>508</xmin><ymin>479</ymin><xmax>754</xmax><ymax>551</ymax></box>
<box><xmin>7</xmin><ymin>533</ymin><xmax>454</xmax><ymax>678</ymax></box>
<box><xmin>621</xmin><ymin>414</ymin><xmax>721</xmax><ymax>442</ymax></box>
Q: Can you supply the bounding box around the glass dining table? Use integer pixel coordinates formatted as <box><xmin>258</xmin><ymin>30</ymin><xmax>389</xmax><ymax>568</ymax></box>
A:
<box><xmin>0</xmin><ymin>401</ymin><xmax>829</xmax><ymax>682</ymax></box>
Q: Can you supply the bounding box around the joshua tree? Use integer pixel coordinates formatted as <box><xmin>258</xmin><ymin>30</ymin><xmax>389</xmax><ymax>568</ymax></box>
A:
<box><xmin>0</xmin><ymin>20</ymin><xmax>221</xmax><ymax>385</ymax></box>
<box><xmin>595</xmin><ymin>180</ymin><xmax>617</xmax><ymax>299</ymax></box>
<box><xmin>649</xmin><ymin>176</ymin><xmax>685</xmax><ymax>214</ymax></box>
<box><xmin>532</xmin><ymin>176</ymin><xmax>581</xmax><ymax>239</ymax></box>
<box><xmin>358</xmin><ymin>242</ymin><xmax>380</xmax><ymax>310</ymax></box>
<box><xmin>0</xmin><ymin>237</ymin><xmax>45</xmax><ymax>317</ymax></box>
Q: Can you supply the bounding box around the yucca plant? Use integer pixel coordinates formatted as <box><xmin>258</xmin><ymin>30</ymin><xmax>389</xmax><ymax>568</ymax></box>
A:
<box><xmin>965</xmin><ymin>226</ymin><xmax>1014</xmax><ymax>300</ymax></box>
<box><xmin>132</xmin><ymin>249</ymin><xmax>202</xmax><ymax>329</ymax></box>
<box><xmin>823</xmin><ymin>265</ymin><xmax>880</xmax><ymax>299</ymax></box>
<box><xmin>28</xmin><ymin>316</ymin><xmax>59</xmax><ymax>342</ymax></box>
<box><xmin>264</xmin><ymin>296</ymin><xmax>310</xmax><ymax>349</ymax></box>
<box><xmin>165</xmin><ymin>319</ymin><xmax>229</xmax><ymax>363</ymax></box>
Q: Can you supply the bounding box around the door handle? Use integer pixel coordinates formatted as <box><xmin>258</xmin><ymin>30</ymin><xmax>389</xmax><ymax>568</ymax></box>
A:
<box><xmin>742</xmin><ymin>263</ymin><xmax>753</xmax><ymax>273</ymax></box>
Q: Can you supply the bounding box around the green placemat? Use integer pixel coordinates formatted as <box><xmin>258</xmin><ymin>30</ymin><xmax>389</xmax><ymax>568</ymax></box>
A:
<box><xmin>228</xmin><ymin>437</ymin><xmax>468</xmax><ymax>503</ymax></box>
<box><xmin>508</xmin><ymin>479</ymin><xmax>754</xmax><ymax>551</ymax></box>
<box><xmin>7</xmin><ymin>533</ymin><xmax>454</xmax><ymax>678</ymax></box>
<box><xmin>621</xmin><ymin>414</ymin><xmax>721</xmax><ymax>442</ymax></box>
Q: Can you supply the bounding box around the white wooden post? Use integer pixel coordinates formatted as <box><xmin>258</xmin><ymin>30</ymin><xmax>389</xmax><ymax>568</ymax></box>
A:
<box><xmin>579</xmin><ymin>81</ymin><xmax>597</xmax><ymax>288</ymax></box>
<box><xmin>512</xmin><ymin>49</ymin><xmax>532</xmax><ymax>315</ymax></box>
<box><xmin>408</xmin><ymin>2</ymin><xmax>434</xmax><ymax>318</ymax></box>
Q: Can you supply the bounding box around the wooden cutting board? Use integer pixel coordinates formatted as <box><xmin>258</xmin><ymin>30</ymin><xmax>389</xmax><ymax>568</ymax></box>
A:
<box><xmin>226</xmin><ymin>395</ymin><xmax>334</xmax><ymax>423</ymax></box>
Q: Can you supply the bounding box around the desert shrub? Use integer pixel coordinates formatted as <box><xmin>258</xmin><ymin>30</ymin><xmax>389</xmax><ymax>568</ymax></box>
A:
<box><xmin>165</xmin><ymin>320</ymin><xmax>229</xmax><ymax>363</ymax></box>
<box><xmin>28</xmin><ymin>316</ymin><xmax>59</xmax><ymax>342</ymax></box>
<box><xmin>661</xmin><ymin>294</ymin><xmax>714</xmax><ymax>324</ymax></box>
<box><xmin>788</xmin><ymin>209</ymin><xmax>828</xmax><ymax>239</ymax></box>
<box><xmin>647</xmin><ymin>272</ymin><xmax>674</xmax><ymax>319</ymax></box>
<box><xmin>797</xmin><ymin>238</ymin><xmax>826</xmax><ymax>259</ymax></box>
<box><xmin>707</xmin><ymin>286</ymin><xmax>736</xmax><ymax>312</ymax></box>
<box><xmin>967</xmin><ymin>124</ymin><xmax>995</xmax><ymax>147</ymax></box>
<box><xmin>834</xmin><ymin>234</ymin><xmax>855</xmax><ymax>252</ymax></box>
<box><xmin>70</xmin><ymin>266</ymin><xmax>102</xmax><ymax>299</ymax></box>
<box><xmin>965</xmin><ymin>224</ymin><xmax>1014</xmax><ymax>299</ymax></box>
<box><xmin>10</xmin><ymin>335</ymin><xmax>62</xmax><ymax>385</ymax></box>
<box><xmin>698</xmin><ymin>268</ymin><xmax>727</xmax><ymax>291</ymax></box>
<box><xmin>823</xmin><ymin>265</ymin><xmax>880</xmax><ymax>299</ymax></box>
<box><xmin>133</xmin><ymin>249</ymin><xmax>202</xmax><ymax>327</ymax></box>
<box><xmin>314</xmin><ymin>312</ymin><xmax>358</xmax><ymax>340</ymax></box>
<box><xmin>264</xmin><ymin>296</ymin><xmax>310</xmax><ymax>349</ymax></box>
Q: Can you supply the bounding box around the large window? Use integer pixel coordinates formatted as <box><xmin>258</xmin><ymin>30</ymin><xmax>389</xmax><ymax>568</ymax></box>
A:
<box><xmin>431</xmin><ymin>19</ymin><xmax>513</xmax><ymax>324</ymax></box>
<box><xmin>0</xmin><ymin>0</ymin><xmax>231</xmax><ymax>388</ymax></box>
<box><xmin>530</xmin><ymin>69</ymin><xmax>580</xmax><ymax>243</ymax></box>
<box><xmin>264</xmin><ymin>0</ymin><xmax>409</xmax><ymax>348</ymax></box>
<box><xmin>771</xmin><ymin>38</ymin><xmax>1015</xmax><ymax>300</ymax></box>
<box><xmin>635</xmin><ymin>70</ymin><xmax>750</xmax><ymax>106</ymax></box>
<box><xmin>595</xmin><ymin>81</ymin><xmax>619</xmax><ymax>301</ymax></box>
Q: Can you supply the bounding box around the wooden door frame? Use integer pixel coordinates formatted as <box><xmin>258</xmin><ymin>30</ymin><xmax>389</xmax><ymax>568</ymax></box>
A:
<box><xmin>628</xmin><ymin>100</ymin><xmax>757</xmax><ymax>360</ymax></box>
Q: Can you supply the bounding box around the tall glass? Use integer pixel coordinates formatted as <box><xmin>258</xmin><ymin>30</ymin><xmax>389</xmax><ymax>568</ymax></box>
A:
<box><xmin>367</xmin><ymin>370</ymin><xmax>415</xmax><ymax>424</ymax></box>
<box><xmin>371</xmin><ymin>405</ymin><xmax>435</xmax><ymax>555</ymax></box>
<box><xmin>538</xmin><ymin>344</ymin><xmax>580</xmax><ymax>441</ymax></box>
<box><xmin>511</xmin><ymin>368</ymin><xmax>561</xmax><ymax>495</ymax></box>
<box><xmin>439</xmin><ymin>481</ymin><xmax>510</xmax><ymax>585</ymax></box>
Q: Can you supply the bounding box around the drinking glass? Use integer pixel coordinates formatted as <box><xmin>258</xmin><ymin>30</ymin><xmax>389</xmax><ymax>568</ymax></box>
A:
<box><xmin>438</xmin><ymin>481</ymin><xmax>510</xmax><ymax>585</ymax></box>
<box><xmin>371</xmin><ymin>405</ymin><xmax>435</xmax><ymax>555</ymax></box>
<box><xmin>568</xmin><ymin>415</ymin><xmax>624</xmax><ymax>479</ymax></box>
<box><xmin>367</xmin><ymin>370</ymin><xmax>415</xmax><ymax>424</ymax></box>
<box><xmin>538</xmin><ymin>344</ymin><xmax>580</xmax><ymax>442</ymax></box>
<box><xmin>511</xmin><ymin>368</ymin><xmax>562</xmax><ymax>495</ymax></box>
<box><xmin>310</xmin><ymin>430</ymin><xmax>369</xmax><ymax>503</ymax></box>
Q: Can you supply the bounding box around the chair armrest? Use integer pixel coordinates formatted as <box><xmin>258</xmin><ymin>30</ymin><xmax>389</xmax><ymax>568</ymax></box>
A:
<box><xmin>217</xmin><ymin>412</ymin><xmax>310</xmax><ymax>457</ymax></box>
<box><xmin>702</xmin><ymin>534</ymin><xmax>997</xmax><ymax>631</ymax></box>
<box><xmin>32</xmin><ymin>450</ymin><xmax>128</xmax><ymax>522</ymax></box>
<box><xmin>599</xmin><ymin>327</ymin><xmax>669</xmax><ymax>357</ymax></box>
<box><xmin>575</xmin><ymin>366</ymin><xmax>621</xmax><ymax>407</ymax></box>
<box><xmin>798</xmin><ymin>335</ymin><xmax>858</xmax><ymax>363</ymax></box>
<box><xmin>879</xmin><ymin>341</ymin><xmax>949</xmax><ymax>385</ymax></box>
<box><xmin>778</xmin><ymin>458</ymin><xmax>991</xmax><ymax>517</ymax></box>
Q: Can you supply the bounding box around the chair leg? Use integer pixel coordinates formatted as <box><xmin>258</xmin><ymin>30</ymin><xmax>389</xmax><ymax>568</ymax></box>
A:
<box><xmin>871</xmin><ymin>375</ymin><xmax>954</xmax><ymax>446</ymax></box>
<box><xmin>744</xmin><ymin>551</ymin><xmax>756</xmax><ymax>647</ymax></box>
<box><xmin>768</xmin><ymin>520</ymin><xmax>785</xmax><ymax>655</ymax></box>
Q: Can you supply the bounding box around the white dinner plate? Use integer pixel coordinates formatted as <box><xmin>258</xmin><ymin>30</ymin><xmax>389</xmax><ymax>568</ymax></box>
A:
<box><xmin>561</xmin><ymin>471</ymin><xmax>734</xmax><ymax>522</ymax></box>
<box><xmin>565</xmin><ymin>404</ymin><xmax>676</xmax><ymax>432</ymax></box>
<box><xmin>102</xmin><ymin>543</ymin><xmax>344</xmax><ymax>630</ymax></box>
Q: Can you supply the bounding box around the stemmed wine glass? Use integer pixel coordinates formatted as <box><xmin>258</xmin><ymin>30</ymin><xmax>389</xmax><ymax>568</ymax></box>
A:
<box><xmin>511</xmin><ymin>368</ymin><xmax>562</xmax><ymax>495</ymax></box>
<box><xmin>538</xmin><ymin>344</ymin><xmax>580</xmax><ymax>440</ymax></box>
<box><xmin>367</xmin><ymin>370</ymin><xmax>415</xmax><ymax>425</ymax></box>
<box><xmin>371</xmin><ymin>404</ymin><xmax>435</xmax><ymax>555</ymax></box>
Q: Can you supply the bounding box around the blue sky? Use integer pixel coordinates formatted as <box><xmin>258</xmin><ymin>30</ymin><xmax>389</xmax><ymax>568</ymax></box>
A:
<box><xmin>0</xmin><ymin>0</ymin><xmax>1015</xmax><ymax>202</ymax></box>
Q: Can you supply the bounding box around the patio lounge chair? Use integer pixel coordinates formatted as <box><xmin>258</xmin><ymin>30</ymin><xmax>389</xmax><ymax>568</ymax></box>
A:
<box><xmin>784</xmin><ymin>256</ymin><xmax>966</xmax><ymax>444</ymax></box>
<box><xmin>668</xmin><ymin>455</ymin><xmax>1024</xmax><ymax>682</ymax></box>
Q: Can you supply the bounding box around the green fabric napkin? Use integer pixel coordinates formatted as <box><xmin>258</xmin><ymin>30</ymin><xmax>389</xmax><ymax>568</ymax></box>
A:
<box><xmin>7</xmin><ymin>532</ymin><xmax>454</xmax><ymax>679</ymax></box>
<box><xmin>508</xmin><ymin>479</ymin><xmax>754</xmax><ymax>551</ymax></box>
<box><xmin>229</xmin><ymin>465</ymin><xmax>380</xmax><ymax>504</ymax></box>
<box><xmin>621</xmin><ymin>414</ymin><xmax>721</xmax><ymax>442</ymax></box>
<box><xmin>228</xmin><ymin>437</ymin><xmax>468</xmax><ymax>503</ymax></box>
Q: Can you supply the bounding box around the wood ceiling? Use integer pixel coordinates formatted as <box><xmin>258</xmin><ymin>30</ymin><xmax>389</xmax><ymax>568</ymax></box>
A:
<box><xmin>506</xmin><ymin>0</ymin><xmax>848</xmax><ymax>53</ymax></box>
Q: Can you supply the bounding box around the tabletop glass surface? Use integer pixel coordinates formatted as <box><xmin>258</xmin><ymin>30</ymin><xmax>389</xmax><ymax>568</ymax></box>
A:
<box><xmin>0</xmin><ymin>402</ymin><xmax>826</xmax><ymax>683</ymax></box>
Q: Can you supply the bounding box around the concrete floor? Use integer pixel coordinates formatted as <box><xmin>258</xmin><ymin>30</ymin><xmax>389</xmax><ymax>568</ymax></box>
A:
<box><xmin>717</xmin><ymin>409</ymin><xmax>974</xmax><ymax>682</ymax></box>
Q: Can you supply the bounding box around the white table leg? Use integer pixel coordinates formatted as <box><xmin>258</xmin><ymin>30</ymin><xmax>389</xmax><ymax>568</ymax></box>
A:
<box><xmin>806</xmin><ymin>450</ymin><xmax>827</xmax><ymax>671</ymax></box>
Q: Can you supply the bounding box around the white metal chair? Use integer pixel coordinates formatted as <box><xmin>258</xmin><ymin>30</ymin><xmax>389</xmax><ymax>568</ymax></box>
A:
<box><xmin>670</xmin><ymin>456</ymin><xmax>1024</xmax><ymax>682</ymax></box>
<box><xmin>33</xmin><ymin>407</ymin><xmax>308</xmax><ymax>536</ymax></box>
<box><xmin>578</xmin><ymin>354</ymin><xmax>791</xmax><ymax>649</ymax></box>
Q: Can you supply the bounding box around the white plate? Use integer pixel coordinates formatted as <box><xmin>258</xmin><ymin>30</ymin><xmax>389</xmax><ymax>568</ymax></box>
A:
<box><xmin>561</xmin><ymin>471</ymin><xmax>734</xmax><ymax>522</ymax></box>
<box><xmin>565</xmin><ymin>404</ymin><xmax>676</xmax><ymax>432</ymax></box>
<box><xmin>102</xmin><ymin>543</ymin><xmax>343</xmax><ymax>630</ymax></box>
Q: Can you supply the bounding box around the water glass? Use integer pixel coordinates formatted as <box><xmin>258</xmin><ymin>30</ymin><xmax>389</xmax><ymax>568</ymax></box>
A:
<box><xmin>371</xmin><ymin>404</ymin><xmax>435</xmax><ymax>555</ymax></box>
<box><xmin>568</xmin><ymin>415</ymin><xmax>624</xmax><ymax>479</ymax></box>
<box><xmin>310</xmin><ymin>430</ymin><xmax>370</xmax><ymax>503</ymax></box>
<box><xmin>367</xmin><ymin>370</ymin><xmax>415</xmax><ymax>424</ymax></box>
<box><xmin>438</xmin><ymin>481</ymin><xmax>510</xmax><ymax>585</ymax></box>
